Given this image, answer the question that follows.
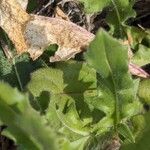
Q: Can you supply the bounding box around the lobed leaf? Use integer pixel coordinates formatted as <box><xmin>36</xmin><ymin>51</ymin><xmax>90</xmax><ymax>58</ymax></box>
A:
<box><xmin>27</xmin><ymin>61</ymin><xmax>98</xmax><ymax>137</ymax></box>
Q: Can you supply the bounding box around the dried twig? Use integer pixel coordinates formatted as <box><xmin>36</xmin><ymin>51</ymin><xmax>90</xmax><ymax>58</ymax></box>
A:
<box><xmin>37</xmin><ymin>0</ymin><xmax>54</xmax><ymax>15</ymax></box>
<box><xmin>0</xmin><ymin>39</ymin><xmax>13</xmax><ymax>60</ymax></box>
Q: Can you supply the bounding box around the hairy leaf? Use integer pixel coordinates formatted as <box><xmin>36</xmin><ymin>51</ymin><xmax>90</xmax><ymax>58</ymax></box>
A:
<box><xmin>85</xmin><ymin>29</ymin><xmax>141</xmax><ymax>135</ymax></box>
<box><xmin>27</xmin><ymin>61</ymin><xmax>98</xmax><ymax>137</ymax></box>
<box><xmin>138</xmin><ymin>79</ymin><xmax>150</xmax><ymax>104</ymax></box>
<box><xmin>58</xmin><ymin>136</ymin><xmax>89</xmax><ymax>150</ymax></box>
<box><xmin>121</xmin><ymin>112</ymin><xmax>150</xmax><ymax>150</ymax></box>
<box><xmin>132</xmin><ymin>45</ymin><xmax>150</xmax><ymax>66</ymax></box>
<box><xmin>118</xmin><ymin>123</ymin><xmax>135</xmax><ymax>143</ymax></box>
<box><xmin>126</xmin><ymin>27</ymin><xmax>148</xmax><ymax>48</ymax></box>
<box><xmin>131</xmin><ymin>115</ymin><xmax>146</xmax><ymax>139</ymax></box>
<box><xmin>0</xmin><ymin>50</ymin><xmax>43</xmax><ymax>89</ymax></box>
<box><xmin>106</xmin><ymin>0</ymin><xmax>136</xmax><ymax>37</ymax></box>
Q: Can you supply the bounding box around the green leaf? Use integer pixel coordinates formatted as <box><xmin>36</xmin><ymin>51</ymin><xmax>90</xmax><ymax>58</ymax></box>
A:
<box><xmin>132</xmin><ymin>45</ymin><xmax>150</xmax><ymax>66</ymax></box>
<box><xmin>27</xmin><ymin>61</ymin><xmax>98</xmax><ymax>137</ymax></box>
<box><xmin>27</xmin><ymin>66</ymin><xmax>63</xmax><ymax>96</ymax></box>
<box><xmin>118</xmin><ymin>123</ymin><xmax>135</xmax><ymax>143</ymax></box>
<box><xmin>122</xmin><ymin>100</ymin><xmax>142</xmax><ymax>119</ymax></box>
<box><xmin>126</xmin><ymin>27</ymin><xmax>148</xmax><ymax>48</ymax></box>
<box><xmin>142</xmin><ymin>33</ymin><xmax>150</xmax><ymax>47</ymax></box>
<box><xmin>81</xmin><ymin>0</ymin><xmax>136</xmax><ymax>36</ymax></box>
<box><xmin>69</xmin><ymin>136</ymin><xmax>89</xmax><ymax>150</ymax></box>
<box><xmin>121</xmin><ymin>112</ymin><xmax>150</xmax><ymax>150</ymax></box>
<box><xmin>138</xmin><ymin>79</ymin><xmax>150</xmax><ymax>104</ymax></box>
<box><xmin>106</xmin><ymin>0</ymin><xmax>136</xmax><ymax>37</ymax></box>
<box><xmin>80</xmin><ymin>0</ymin><xmax>110</xmax><ymax>13</ymax></box>
<box><xmin>0</xmin><ymin>50</ymin><xmax>43</xmax><ymax>89</ymax></box>
<box><xmin>0</xmin><ymin>82</ymin><xmax>57</xmax><ymax>150</ymax></box>
<box><xmin>36</xmin><ymin>91</ymin><xmax>50</xmax><ymax>114</ymax></box>
<box><xmin>85</xmin><ymin>29</ymin><xmax>141</xmax><ymax>135</ymax></box>
<box><xmin>59</xmin><ymin>136</ymin><xmax>89</xmax><ymax>150</ymax></box>
<box><xmin>27</xmin><ymin>0</ymin><xmax>38</xmax><ymax>12</ymax></box>
<box><xmin>131</xmin><ymin>115</ymin><xmax>146</xmax><ymax>139</ymax></box>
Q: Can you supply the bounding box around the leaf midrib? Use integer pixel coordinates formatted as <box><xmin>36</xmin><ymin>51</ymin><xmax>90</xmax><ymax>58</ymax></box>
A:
<box><xmin>110</xmin><ymin>0</ymin><xmax>123</xmax><ymax>37</ymax></box>
<box><xmin>102</xmin><ymin>35</ymin><xmax>120</xmax><ymax>130</ymax></box>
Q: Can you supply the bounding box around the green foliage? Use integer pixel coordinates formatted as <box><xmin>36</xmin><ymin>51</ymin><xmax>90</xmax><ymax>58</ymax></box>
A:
<box><xmin>27</xmin><ymin>0</ymin><xmax>38</xmax><ymax>12</ymax></box>
<box><xmin>131</xmin><ymin>115</ymin><xmax>146</xmax><ymax>139</ymax></box>
<box><xmin>27</xmin><ymin>61</ymin><xmax>97</xmax><ymax>137</ymax></box>
<box><xmin>121</xmin><ymin>112</ymin><xmax>150</xmax><ymax>150</ymax></box>
<box><xmin>125</xmin><ymin>27</ymin><xmax>150</xmax><ymax>66</ymax></box>
<box><xmin>118</xmin><ymin>123</ymin><xmax>135</xmax><ymax>143</ymax></box>
<box><xmin>138</xmin><ymin>79</ymin><xmax>150</xmax><ymax>104</ymax></box>
<box><xmin>81</xmin><ymin>0</ymin><xmax>136</xmax><ymax>37</ymax></box>
<box><xmin>26</xmin><ymin>61</ymin><xmax>102</xmax><ymax>149</ymax></box>
<box><xmin>85</xmin><ymin>29</ymin><xmax>142</xmax><ymax>136</ymax></box>
<box><xmin>0</xmin><ymin>49</ymin><xmax>43</xmax><ymax>89</ymax></box>
<box><xmin>0</xmin><ymin>0</ymin><xmax>150</xmax><ymax>149</ymax></box>
<box><xmin>132</xmin><ymin>45</ymin><xmax>150</xmax><ymax>66</ymax></box>
<box><xmin>0</xmin><ymin>82</ymin><xmax>57</xmax><ymax>150</ymax></box>
<box><xmin>126</xmin><ymin>27</ymin><xmax>148</xmax><ymax>48</ymax></box>
<box><xmin>0</xmin><ymin>29</ymin><xmax>146</xmax><ymax>150</ymax></box>
<box><xmin>106</xmin><ymin>0</ymin><xmax>136</xmax><ymax>37</ymax></box>
<box><xmin>80</xmin><ymin>0</ymin><xmax>110</xmax><ymax>13</ymax></box>
<box><xmin>27</xmin><ymin>52</ymin><xmax>142</xmax><ymax>148</ymax></box>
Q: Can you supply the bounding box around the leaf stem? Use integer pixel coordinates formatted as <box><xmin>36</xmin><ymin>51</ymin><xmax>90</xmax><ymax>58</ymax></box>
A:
<box><xmin>13</xmin><ymin>58</ymin><xmax>23</xmax><ymax>91</ymax></box>
<box><xmin>110</xmin><ymin>0</ymin><xmax>123</xmax><ymax>37</ymax></box>
<box><xmin>3</xmin><ymin>31</ymin><xmax>23</xmax><ymax>91</ymax></box>
<box><xmin>114</xmin><ymin>93</ymin><xmax>119</xmax><ymax>131</ymax></box>
<box><xmin>39</xmin><ymin>58</ymin><xmax>49</xmax><ymax>68</ymax></box>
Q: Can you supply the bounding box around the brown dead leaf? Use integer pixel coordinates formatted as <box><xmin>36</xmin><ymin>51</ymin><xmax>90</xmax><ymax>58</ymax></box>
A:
<box><xmin>122</xmin><ymin>40</ymin><xmax>133</xmax><ymax>60</ymax></box>
<box><xmin>55</xmin><ymin>6</ymin><xmax>70</xmax><ymax>21</ymax></box>
<box><xmin>17</xmin><ymin>0</ymin><xmax>28</xmax><ymax>10</ymax></box>
<box><xmin>0</xmin><ymin>0</ymin><xmax>149</xmax><ymax>78</ymax></box>
<box><xmin>25</xmin><ymin>15</ymin><xmax>94</xmax><ymax>60</ymax></box>
<box><xmin>129</xmin><ymin>63</ymin><xmax>149</xmax><ymax>78</ymax></box>
<box><xmin>0</xmin><ymin>0</ymin><xmax>30</xmax><ymax>53</ymax></box>
<box><xmin>0</xmin><ymin>0</ymin><xmax>94</xmax><ymax>60</ymax></box>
